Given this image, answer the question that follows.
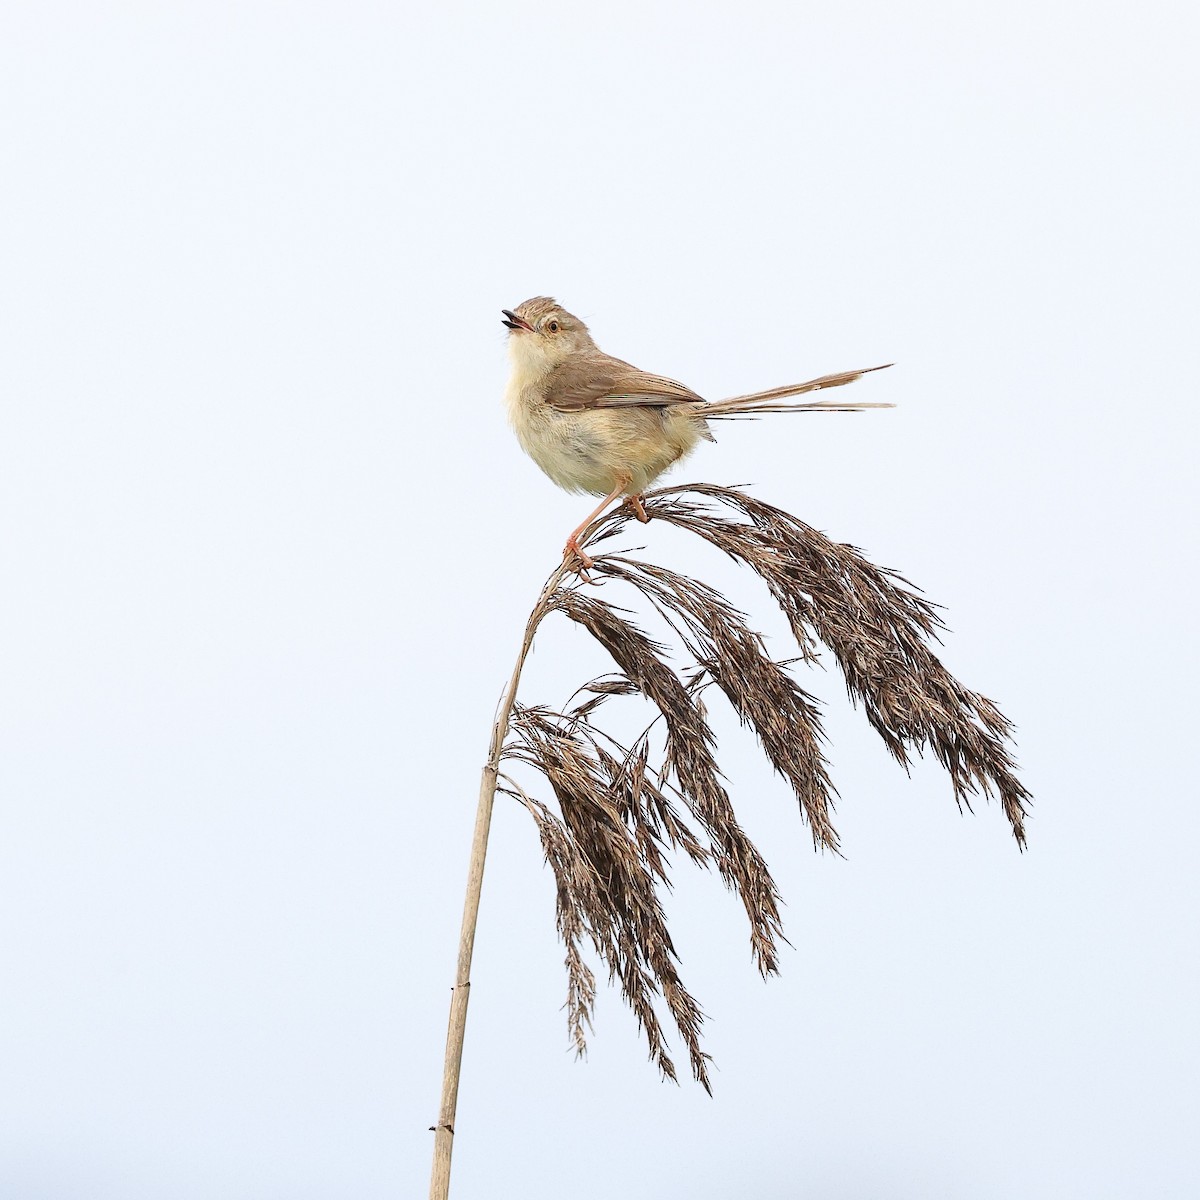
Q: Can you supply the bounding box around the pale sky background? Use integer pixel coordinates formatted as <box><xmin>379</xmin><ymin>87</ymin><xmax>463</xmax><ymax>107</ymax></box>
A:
<box><xmin>2</xmin><ymin>3</ymin><xmax>1197</xmax><ymax>1198</ymax></box>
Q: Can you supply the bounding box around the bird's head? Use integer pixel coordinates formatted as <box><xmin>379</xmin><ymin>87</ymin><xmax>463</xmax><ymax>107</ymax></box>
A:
<box><xmin>502</xmin><ymin>297</ymin><xmax>594</xmax><ymax>372</ymax></box>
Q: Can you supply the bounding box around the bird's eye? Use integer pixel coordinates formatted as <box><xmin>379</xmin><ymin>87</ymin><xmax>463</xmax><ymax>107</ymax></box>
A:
<box><xmin>547</xmin><ymin>320</ymin><xmax>560</xmax><ymax>333</ymax></box>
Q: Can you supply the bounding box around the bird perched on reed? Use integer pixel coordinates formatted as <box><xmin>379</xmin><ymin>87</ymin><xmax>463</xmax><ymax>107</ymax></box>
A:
<box><xmin>502</xmin><ymin>296</ymin><xmax>891</xmax><ymax>567</ymax></box>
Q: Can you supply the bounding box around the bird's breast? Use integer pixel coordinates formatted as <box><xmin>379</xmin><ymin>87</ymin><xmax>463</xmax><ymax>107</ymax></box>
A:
<box><xmin>504</xmin><ymin>374</ymin><xmax>707</xmax><ymax>497</ymax></box>
<box><xmin>505</xmin><ymin>378</ymin><xmax>599</xmax><ymax>494</ymax></box>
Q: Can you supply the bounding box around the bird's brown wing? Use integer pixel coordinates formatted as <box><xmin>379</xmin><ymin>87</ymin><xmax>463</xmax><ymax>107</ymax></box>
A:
<box><xmin>542</xmin><ymin>352</ymin><xmax>705</xmax><ymax>412</ymax></box>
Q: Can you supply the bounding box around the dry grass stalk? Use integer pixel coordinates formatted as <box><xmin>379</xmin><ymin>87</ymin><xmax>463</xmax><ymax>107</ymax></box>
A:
<box><xmin>591</xmin><ymin>485</ymin><xmax>1031</xmax><ymax>844</ymax></box>
<box><xmin>502</xmin><ymin>709</ymin><xmax>711</xmax><ymax>1088</ymax></box>
<box><xmin>429</xmin><ymin>558</ymin><xmax>575</xmax><ymax>1200</ymax></box>
<box><xmin>431</xmin><ymin>484</ymin><xmax>1029</xmax><ymax>1197</ymax></box>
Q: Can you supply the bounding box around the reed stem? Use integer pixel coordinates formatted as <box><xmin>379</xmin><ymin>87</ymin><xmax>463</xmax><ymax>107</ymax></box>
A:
<box><xmin>428</xmin><ymin>560</ymin><xmax>572</xmax><ymax>1200</ymax></box>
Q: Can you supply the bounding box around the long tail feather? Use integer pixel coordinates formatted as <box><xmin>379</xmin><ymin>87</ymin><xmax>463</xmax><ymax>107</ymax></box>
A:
<box><xmin>703</xmin><ymin>363</ymin><xmax>893</xmax><ymax>419</ymax></box>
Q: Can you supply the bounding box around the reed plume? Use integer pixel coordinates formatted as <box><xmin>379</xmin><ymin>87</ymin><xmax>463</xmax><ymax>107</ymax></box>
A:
<box><xmin>429</xmin><ymin>484</ymin><xmax>1029</xmax><ymax>1198</ymax></box>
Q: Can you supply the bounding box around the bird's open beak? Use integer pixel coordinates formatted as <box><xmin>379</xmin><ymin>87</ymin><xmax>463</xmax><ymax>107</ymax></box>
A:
<box><xmin>502</xmin><ymin>309</ymin><xmax>534</xmax><ymax>332</ymax></box>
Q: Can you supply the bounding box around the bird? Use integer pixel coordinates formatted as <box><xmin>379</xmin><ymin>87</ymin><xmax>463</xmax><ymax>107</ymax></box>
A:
<box><xmin>502</xmin><ymin>296</ymin><xmax>891</xmax><ymax>568</ymax></box>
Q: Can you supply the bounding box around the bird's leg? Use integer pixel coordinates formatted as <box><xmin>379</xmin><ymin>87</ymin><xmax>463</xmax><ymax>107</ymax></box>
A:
<box><xmin>628</xmin><ymin>494</ymin><xmax>650</xmax><ymax>523</ymax></box>
<box><xmin>564</xmin><ymin>478</ymin><xmax>630</xmax><ymax>571</ymax></box>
